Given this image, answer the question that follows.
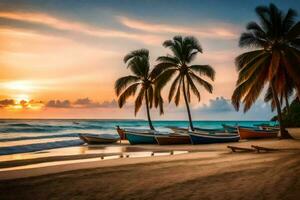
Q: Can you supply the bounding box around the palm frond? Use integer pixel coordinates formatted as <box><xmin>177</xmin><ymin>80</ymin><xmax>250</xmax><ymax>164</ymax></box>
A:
<box><xmin>186</xmin><ymin>74</ymin><xmax>201</xmax><ymax>101</ymax></box>
<box><xmin>155</xmin><ymin>68</ymin><xmax>178</xmax><ymax>91</ymax></box>
<box><xmin>189</xmin><ymin>65</ymin><xmax>215</xmax><ymax>81</ymax></box>
<box><xmin>124</xmin><ymin>49</ymin><xmax>149</xmax><ymax>63</ymax></box>
<box><xmin>168</xmin><ymin>75</ymin><xmax>181</xmax><ymax>102</ymax></box>
<box><xmin>115</xmin><ymin>75</ymin><xmax>140</xmax><ymax>96</ymax></box>
<box><xmin>235</xmin><ymin>50</ymin><xmax>265</xmax><ymax>70</ymax></box>
<box><xmin>118</xmin><ymin>83</ymin><xmax>140</xmax><ymax>108</ymax></box>
<box><xmin>150</xmin><ymin>62</ymin><xmax>177</xmax><ymax>80</ymax></box>
<box><xmin>134</xmin><ymin>87</ymin><xmax>145</xmax><ymax>115</ymax></box>
<box><xmin>127</xmin><ymin>56</ymin><xmax>149</xmax><ymax>77</ymax></box>
<box><xmin>239</xmin><ymin>32</ymin><xmax>267</xmax><ymax>48</ymax></box>
<box><xmin>174</xmin><ymin>78</ymin><xmax>181</xmax><ymax>106</ymax></box>
<box><xmin>189</xmin><ymin>72</ymin><xmax>213</xmax><ymax>93</ymax></box>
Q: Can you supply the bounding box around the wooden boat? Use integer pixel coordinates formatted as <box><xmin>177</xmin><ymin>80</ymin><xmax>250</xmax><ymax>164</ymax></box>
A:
<box><xmin>237</xmin><ymin>127</ymin><xmax>278</xmax><ymax>139</ymax></box>
<box><xmin>155</xmin><ymin>134</ymin><xmax>191</xmax><ymax>145</ymax></box>
<box><xmin>79</xmin><ymin>134</ymin><xmax>119</xmax><ymax>144</ymax></box>
<box><xmin>169</xmin><ymin>126</ymin><xmax>225</xmax><ymax>134</ymax></box>
<box><xmin>286</xmin><ymin>128</ymin><xmax>300</xmax><ymax>140</ymax></box>
<box><xmin>195</xmin><ymin>127</ymin><xmax>225</xmax><ymax>133</ymax></box>
<box><xmin>189</xmin><ymin>131</ymin><xmax>240</xmax><ymax>144</ymax></box>
<box><xmin>124</xmin><ymin>131</ymin><xmax>158</xmax><ymax>145</ymax></box>
<box><xmin>116</xmin><ymin>126</ymin><xmax>126</xmax><ymax>140</ymax></box>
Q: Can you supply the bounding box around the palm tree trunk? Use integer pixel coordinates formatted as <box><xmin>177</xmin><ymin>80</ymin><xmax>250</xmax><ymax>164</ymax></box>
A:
<box><xmin>284</xmin><ymin>92</ymin><xmax>290</xmax><ymax>114</ymax></box>
<box><xmin>271</xmin><ymin>81</ymin><xmax>289</xmax><ymax>138</ymax></box>
<box><xmin>182</xmin><ymin>78</ymin><xmax>194</xmax><ymax>131</ymax></box>
<box><xmin>145</xmin><ymin>89</ymin><xmax>154</xmax><ymax>130</ymax></box>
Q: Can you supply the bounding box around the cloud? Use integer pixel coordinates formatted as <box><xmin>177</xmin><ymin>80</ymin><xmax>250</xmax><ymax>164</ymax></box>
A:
<box><xmin>46</xmin><ymin>98</ymin><xmax>117</xmax><ymax>109</ymax></box>
<box><xmin>0</xmin><ymin>99</ymin><xmax>44</xmax><ymax>110</ymax></box>
<box><xmin>74</xmin><ymin>98</ymin><xmax>117</xmax><ymax>108</ymax></box>
<box><xmin>46</xmin><ymin>100</ymin><xmax>71</xmax><ymax>108</ymax></box>
<box><xmin>0</xmin><ymin>99</ymin><xmax>15</xmax><ymax>107</ymax></box>
<box><xmin>0</xmin><ymin>11</ymin><xmax>163</xmax><ymax>45</ymax></box>
<box><xmin>118</xmin><ymin>16</ymin><xmax>240</xmax><ymax>40</ymax></box>
<box><xmin>200</xmin><ymin>96</ymin><xmax>233</xmax><ymax>112</ymax></box>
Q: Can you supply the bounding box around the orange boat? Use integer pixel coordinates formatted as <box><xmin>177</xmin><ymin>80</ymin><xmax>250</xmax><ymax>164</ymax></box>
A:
<box><xmin>238</xmin><ymin>127</ymin><xmax>278</xmax><ymax>139</ymax></box>
<box><xmin>116</xmin><ymin>126</ymin><xmax>126</xmax><ymax>140</ymax></box>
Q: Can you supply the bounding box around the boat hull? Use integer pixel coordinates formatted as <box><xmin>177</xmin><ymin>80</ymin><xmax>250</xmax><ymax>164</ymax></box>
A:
<box><xmin>125</xmin><ymin>132</ymin><xmax>157</xmax><ymax>145</ymax></box>
<box><xmin>79</xmin><ymin>134</ymin><xmax>119</xmax><ymax>144</ymax></box>
<box><xmin>238</xmin><ymin>128</ymin><xmax>278</xmax><ymax>139</ymax></box>
<box><xmin>155</xmin><ymin>135</ymin><xmax>191</xmax><ymax>145</ymax></box>
<box><xmin>287</xmin><ymin>128</ymin><xmax>300</xmax><ymax>140</ymax></box>
<box><xmin>189</xmin><ymin>132</ymin><xmax>240</xmax><ymax>144</ymax></box>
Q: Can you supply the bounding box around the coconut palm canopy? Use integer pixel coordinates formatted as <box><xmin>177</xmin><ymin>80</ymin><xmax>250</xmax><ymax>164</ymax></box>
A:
<box><xmin>153</xmin><ymin>36</ymin><xmax>215</xmax><ymax>130</ymax></box>
<box><xmin>115</xmin><ymin>49</ymin><xmax>163</xmax><ymax>130</ymax></box>
<box><xmin>232</xmin><ymin>3</ymin><xmax>300</xmax><ymax>112</ymax></box>
<box><xmin>232</xmin><ymin>3</ymin><xmax>300</xmax><ymax>137</ymax></box>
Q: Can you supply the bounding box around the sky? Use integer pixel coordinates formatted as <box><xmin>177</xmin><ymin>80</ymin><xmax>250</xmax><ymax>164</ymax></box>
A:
<box><xmin>0</xmin><ymin>0</ymin><xmax>299</xmax><ymax>120</ymax></box>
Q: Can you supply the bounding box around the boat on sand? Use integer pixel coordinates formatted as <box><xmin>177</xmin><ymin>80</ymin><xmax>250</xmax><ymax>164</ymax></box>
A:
<box><xmin>237</xmin><ymin>127</ymin><xmax>278</xmax><ymax>139</ymax></box>
<box><xmin>79</xmin><ymin>134</ymin><xmax>119</xmax><ymax>144</ymax></box>
<box><xmin>188</xmin><ymin>131</ymin><xmax>240</xmax><ymax>144</ymax></box>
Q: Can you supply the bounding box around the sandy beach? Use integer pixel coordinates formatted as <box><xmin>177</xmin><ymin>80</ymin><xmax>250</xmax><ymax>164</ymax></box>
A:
<box><xmin>1</xmin><ymin>139</ymin><xmax>300</xmax><ymax>200</ymax></box>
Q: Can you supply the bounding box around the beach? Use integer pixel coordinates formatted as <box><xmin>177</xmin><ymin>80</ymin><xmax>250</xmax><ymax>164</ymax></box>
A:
<box><xmin>1</xmin><ymin>139</ymin><xmax>300</xmax><ymax>200</ymax></box>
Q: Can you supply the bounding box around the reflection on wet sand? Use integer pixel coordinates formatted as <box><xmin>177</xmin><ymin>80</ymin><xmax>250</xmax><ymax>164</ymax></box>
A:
<box><xmin>0</xmin><ymin>150</ymin><xmax>189</xmax><ymax>172</ymax></box>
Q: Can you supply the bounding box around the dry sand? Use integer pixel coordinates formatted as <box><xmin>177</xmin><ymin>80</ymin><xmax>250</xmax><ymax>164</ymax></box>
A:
<box><xmin>0</xmin><ymin>139</ymin><xmax>300</xmax><ymax>200</ymax></box>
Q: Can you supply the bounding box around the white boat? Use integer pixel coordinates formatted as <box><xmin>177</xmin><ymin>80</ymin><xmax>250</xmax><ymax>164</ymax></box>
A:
<box><xmin>286</xmin><ymin>128</ymin><xmax>300</xmax><ymax>140</ymax></box>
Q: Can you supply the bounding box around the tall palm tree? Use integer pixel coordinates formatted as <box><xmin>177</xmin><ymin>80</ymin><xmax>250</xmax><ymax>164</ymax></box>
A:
<box><xmin>153</xmin><ymin>36</ymin><xmax>215</xmax><ymax>131</ymax></box>
<box><xmin>231</xmin><ymin>4</ymin><xmax>300</xmax><ymax>138</ymax></box>
<box><xmin>115</xmin><ymin>49</ymin><xmax>163</xmax><ymax>130</ymax></box>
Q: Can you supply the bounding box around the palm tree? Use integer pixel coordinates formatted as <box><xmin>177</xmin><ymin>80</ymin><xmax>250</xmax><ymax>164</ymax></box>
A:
<box><xmin>115</xmin><ymin>49</ymin><xmax>163</xmax><ymax>130</ymax></box>
<box><xmin>153</xmin><ymin>36</ymin><xmax>215</xmax><ymax>131</ymax></box>
<box><xmin>231</xmin><ymin>4</ymin><xmax>300</xmax><ymax>138</ymax></box>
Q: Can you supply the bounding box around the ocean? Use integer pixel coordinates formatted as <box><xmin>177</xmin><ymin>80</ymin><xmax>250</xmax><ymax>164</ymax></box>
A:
<box><xmin>0</xmin><ymin>119</ymin><xmax>276</xmax><ymax>155</ymax></box>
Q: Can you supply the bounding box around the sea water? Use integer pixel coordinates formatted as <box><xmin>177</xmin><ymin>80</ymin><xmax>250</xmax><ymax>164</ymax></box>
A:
<box><xmin>0</xmin><ymin>119</ymin><xmax>275</xmax><ymax>155</ymax></box>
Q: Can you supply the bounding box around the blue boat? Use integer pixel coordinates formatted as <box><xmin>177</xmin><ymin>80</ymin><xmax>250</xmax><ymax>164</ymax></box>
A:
<box><xmin>194</xmin><ymin>127</ymin><xmax>225</xmax><ymax>133</ymax></box>
<box><xmin>125</xmin><ymin>131</ymin><xmax>157</xmax><ymax>145</ymax></box>
<box><xmin>189</xmin><ymin>131</ymin><xmax>240</xmax><ymax>144</ymax></box>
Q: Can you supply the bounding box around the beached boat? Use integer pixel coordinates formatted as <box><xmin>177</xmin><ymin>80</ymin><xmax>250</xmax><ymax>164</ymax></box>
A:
<box><xmin>188</xmin><ymin>131</ymin><xmax>240</xmax><ymax>144</ymax></box>
<box><xmin>79</xmin><ymin>134</ymin><xmax>119</xmax><ymax>144</ymax></box>
<box><xmin>124</xmin><ymin>131</ymin><xmax>158</xmax><ymax>145</ymax></box>
<box><xmin>286</xmin><ymin>128</ymin><xmax>300</xmax><ymax>140</ymax></box>
<box><xmin>237</xmin><ymin>127</ymin><xmax>278</xmax><ymax>139</ymax></box>
<box><xmin>169</xmin><ymin>126</ymin><xmax>225</xmax><ymax>134</ymax></box>
<box><xmin>155</xmin><ymin>134</ymin><xmax>191</xmax><ymax>145</ymax></box>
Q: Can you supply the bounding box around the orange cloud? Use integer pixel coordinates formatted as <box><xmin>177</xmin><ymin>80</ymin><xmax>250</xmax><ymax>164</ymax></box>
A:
<box><xmin>0</xmin><ymin>11</ymin><xmax>163</xmax><ymax>45</ymax></box>
<box><xmin>118</xmin><ymin>16</ymin><xmax>240</xmax><ymax>39</ymax></box>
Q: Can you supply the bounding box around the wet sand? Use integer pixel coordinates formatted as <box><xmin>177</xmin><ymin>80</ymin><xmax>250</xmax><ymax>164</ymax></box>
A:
<box><xmin>0</xmin><ymin>139</ymin><xmax>300</xmax><ymax>200</ymax></box>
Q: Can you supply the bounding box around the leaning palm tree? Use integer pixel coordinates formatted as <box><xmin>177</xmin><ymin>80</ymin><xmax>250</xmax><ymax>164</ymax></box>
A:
<box><xmin>153</xmin><ymin>36</ymin><xmax>215</xmax><ymax>131</ymax></box>
<box><xmin>115</xmin><ymin>49</ymin><xmax>163</xmax><ymax>130</ymax></box>
<box><xmin>231</xmin><ymin>4</ymin><xmax>300</xmax><ymax>138</ymax></box>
